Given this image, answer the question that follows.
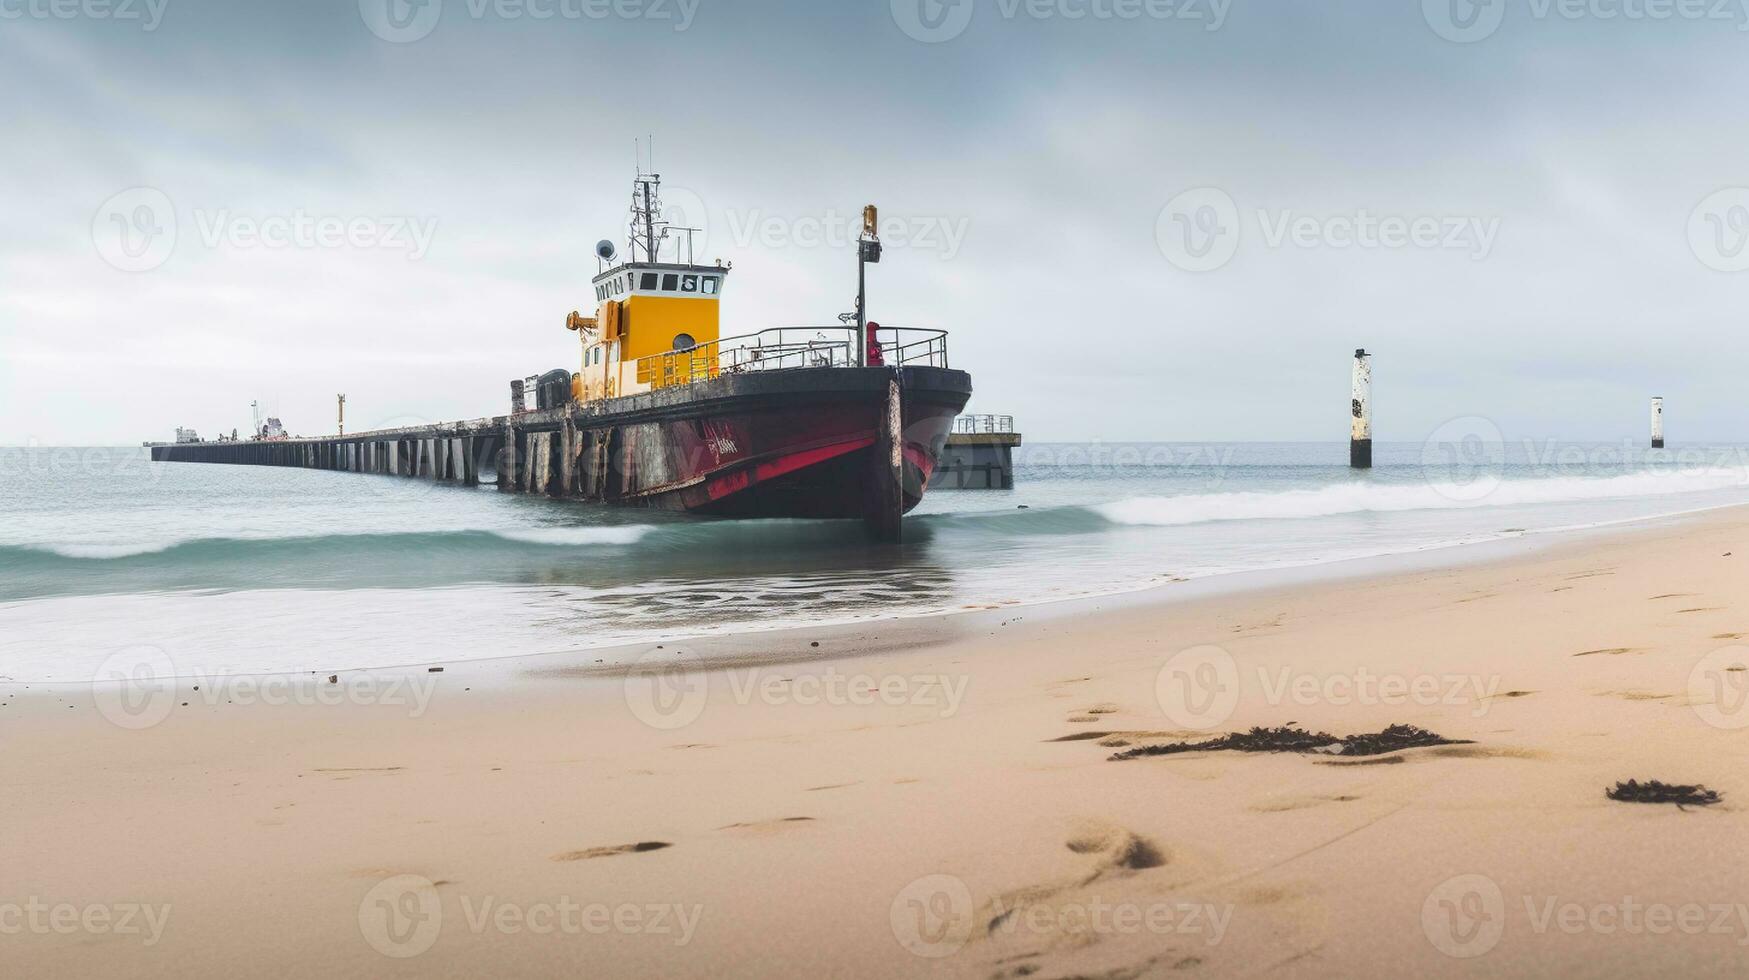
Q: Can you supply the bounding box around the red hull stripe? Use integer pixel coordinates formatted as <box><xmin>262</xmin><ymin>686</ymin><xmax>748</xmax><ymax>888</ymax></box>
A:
<box><xmin>705</xmin><ymin>437</ymin><xmax>877</xmax><ymax>502</ymax></box>
<box><xmin>902</xmin><ymin>444</ymin><xmax>936</xmax><ymax>482</ymax></box>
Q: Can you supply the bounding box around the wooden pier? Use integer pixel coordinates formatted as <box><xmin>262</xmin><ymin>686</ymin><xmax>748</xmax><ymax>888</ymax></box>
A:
<box><xmin>151</xmin><ymin>404</ymin><xmax>625</xmax><ymax>499</ymax></box>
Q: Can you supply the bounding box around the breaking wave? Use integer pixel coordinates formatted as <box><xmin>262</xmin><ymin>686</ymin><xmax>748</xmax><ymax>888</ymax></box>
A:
<box><xmin>1093</xmin><ymin>469</ymin><xmax>1749</xmax><ymax>528</ymax></box>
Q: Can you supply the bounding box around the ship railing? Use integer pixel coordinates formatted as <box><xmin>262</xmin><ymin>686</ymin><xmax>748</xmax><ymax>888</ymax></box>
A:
<box><xmin>954</xmin><ymin>414</ymin><xmax>1015</xmax><ymax>434</ymax></box>
<box><xmin>636</xmin><ymin>326</ymin><xmax>949</xmax><ymax>390</ymax></box>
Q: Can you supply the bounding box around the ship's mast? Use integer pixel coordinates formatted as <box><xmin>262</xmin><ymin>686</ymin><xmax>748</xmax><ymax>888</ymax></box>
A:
<box><xmin>628</xmin><ymin>173</ymin><xmax>663</xmax><ymax>263</ymax></box>
<box><xmin>628</xmin><ymin>140</ymin><xmax>664</xmax><ymax>264</ymax></box>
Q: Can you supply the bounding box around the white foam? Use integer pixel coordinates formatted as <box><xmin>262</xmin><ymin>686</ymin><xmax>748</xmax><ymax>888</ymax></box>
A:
<box><xmin>489</xmin><ymin>526</ymin><xmax>654</xmax><ymax>546</ymax></box>
<box><xmin>1095</xmin><ymin>468</ymin><xmax>1749</xmax><ymax>527</ymax></box>
<box><xmin>24</xmin><ymin>541</ymin><xmax>180</xmax><ymax>559</ymax></box>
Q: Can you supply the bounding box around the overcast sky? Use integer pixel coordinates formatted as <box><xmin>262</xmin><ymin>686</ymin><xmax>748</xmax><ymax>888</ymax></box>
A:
<box><xmin>4</xmin><ymin>0</ymin><xmax>1749</xmax><ymax>445</ymax></box>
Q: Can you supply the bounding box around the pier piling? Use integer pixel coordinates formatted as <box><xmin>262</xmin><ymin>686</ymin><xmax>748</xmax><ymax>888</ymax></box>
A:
<box><xmin>1350</xmin><ymin>348</ymin><xmax>1373</xmax><ymax>469</ymax></box>
<box><xmin>1651</xmin><ymin>397</ymin><xmax>1665</xmax><ymax>449</ymax></box>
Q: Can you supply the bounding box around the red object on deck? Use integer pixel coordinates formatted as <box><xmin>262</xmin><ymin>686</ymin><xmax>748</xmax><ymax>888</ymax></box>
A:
<box><xmin>865</xmin><ymin>321</ymin><xmax>885</xmax><ymax>366</ymax></box>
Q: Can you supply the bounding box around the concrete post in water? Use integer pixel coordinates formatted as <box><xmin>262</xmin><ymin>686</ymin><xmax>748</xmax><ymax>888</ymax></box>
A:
<box><xmin>499</xmin><ymin>422</ymin><xmax>517</xmax><ymax>491</ymax></box>
<box><xmin>557</xmin><ymin>419</ymin><xmax>571</xmax><ymax>496</ymax></box>
<box><xmin>1350</xmin><ymin>348</ymin><xmax>1373</xmax><ymax>469</ymax></box>
<box><xmin>1651</xmin><ymin>397</ymin><xmax>1665</xmax><ymax>449</ymax></box>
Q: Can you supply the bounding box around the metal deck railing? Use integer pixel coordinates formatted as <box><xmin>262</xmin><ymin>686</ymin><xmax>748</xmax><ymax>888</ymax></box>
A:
<box><xmin>636</xmin><ymin>326</ymin><xmax>949</xmax><ymax>390</ymax></box>
<box><xmin>954</xmin><ymin>414</ymin><xmax>1015</xmax><ymax>434</ymax></box>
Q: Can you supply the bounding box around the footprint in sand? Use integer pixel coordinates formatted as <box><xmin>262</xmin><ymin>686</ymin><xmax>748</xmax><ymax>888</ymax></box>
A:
<box><xmin>1318</xmin><ymin>744</ymin><xmax>1544</xmax><ymax>764</ymax></box>
<box><xmin>310</xmin><ymin>767</ymin><xmax>404</xmax><ymax>781</ymax></box>
<box><xmin>982</xmin><ymin>825</ymin><xmax>1167</xmax><ymax>939</ymax></box>
<box><xmin>1063</xmin><ymin>825</ymin><xmax>1167</xmax><ymax>871</ymax></box>
<box><xmin>552</xmin><ymin>842</ymin><xmax>672</xmax><ymax>861</ymax></box>
<box><xmin>1065</xmin><ymin>704</ymin><xmax>1121</xmax><ymax>723</ymax></box>
<box><xmin>1044</xmin><ymin>729</ymin><xmax>1204</xmax><ymax>744</ymax></box>
<box><xmin>1249</xmin><ymin>794</ymin><xmax>1362</xmax><ymax>813</ymax></box>
<box><xmin>716</xmin><ymin>817</ymin><xmax>815</xmax><ymax>835</ymax></box>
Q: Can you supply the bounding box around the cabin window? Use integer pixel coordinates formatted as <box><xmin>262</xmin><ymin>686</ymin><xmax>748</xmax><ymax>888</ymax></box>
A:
<box><xmin>641</xmin><ymin>272</ymin><xmax>657</xmax><ymax>290</ymax></box>
<box><xmin>702</xmin><ymin>276</ymin><xmax>719</xmax><ymax>295</ymax></box>
<box><xmin>681</xmin><ymin>275</ymin><xmax>698</xmax><ymax>293</ymax></box>
<box><xmin>662</xmin><ymin>273</ymin><xmax>679</xmax><ymax>291</ymax></box>
<box><xmin>673</xmin><ymin>333</ymin><xmax>696</xmax><ymax>351</ymax></box>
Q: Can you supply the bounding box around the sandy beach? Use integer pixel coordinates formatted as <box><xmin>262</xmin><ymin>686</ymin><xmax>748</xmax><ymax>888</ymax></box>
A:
<box><xmin>6</xmin><ymin>508</ymin><xmax>1749</xmax><ymax>978</ymax></box>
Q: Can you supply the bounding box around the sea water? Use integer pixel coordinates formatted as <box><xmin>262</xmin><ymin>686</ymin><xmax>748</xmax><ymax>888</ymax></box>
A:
<box><xmin>2</xmin><ymin>442</ymin><xmax>1746</xmax><ymax>681</ymax></box>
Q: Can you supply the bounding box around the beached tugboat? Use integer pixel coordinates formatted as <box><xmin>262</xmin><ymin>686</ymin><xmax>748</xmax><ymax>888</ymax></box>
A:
<box><xmin>544</xmin><ymin>172</ymin><xmax>973</xmax><ymax>539</ymax></box>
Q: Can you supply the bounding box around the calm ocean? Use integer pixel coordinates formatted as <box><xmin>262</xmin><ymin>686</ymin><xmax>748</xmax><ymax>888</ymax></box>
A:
<box><xmin>3</xmin><ymin>441</ymin><xmax>1746</xmax><ymax>682</ymax></box>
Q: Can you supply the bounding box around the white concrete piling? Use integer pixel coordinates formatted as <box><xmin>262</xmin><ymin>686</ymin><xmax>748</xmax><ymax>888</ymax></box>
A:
<box><xmin>1350</xmin><ymin>348</ymin><xmax>1373</xmax><ymax>469</ymax></box>
<box><xmin>1651</xmin><ymin>397</ymin><xmax>1665</xmax><ymax>449</ymax></box>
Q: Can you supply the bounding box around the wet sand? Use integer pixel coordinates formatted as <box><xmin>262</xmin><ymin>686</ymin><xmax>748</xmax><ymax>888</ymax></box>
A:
<box><xmin>5</xmin><ymin>509</ymin><xmax>1749</xmax><ymax>977</ymax></box>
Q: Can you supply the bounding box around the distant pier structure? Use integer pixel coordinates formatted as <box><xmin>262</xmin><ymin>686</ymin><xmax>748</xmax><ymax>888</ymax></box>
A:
<box><xmin>149</xmin><ymin>381</ymin><xmax>999</xmax><ymax>501</ymax></box>
<box><xmin>930</xmin><ymin>415</ymin><xmax>1021</xmax><ymax>490</ymax></box>
<box><xmin>1651</xmin><ymin>397</ymin><xmax>1665</xmax><ymax>449</ymax></box>
<box><xmin>1350</xmin><ymin>349</ymin><xmax>1373</xmax><ymax>469</ymax></box>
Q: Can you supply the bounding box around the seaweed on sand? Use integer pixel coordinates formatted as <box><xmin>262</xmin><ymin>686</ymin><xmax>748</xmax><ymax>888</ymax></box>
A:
<box><xmin>1605</xmin><ymin>780</ymin><xmax>1721</xmax><ymax>809</ymax></box>
<box><xmin>1108</xmin><ymin>724</ymin><xmax>1471</xmax><ymax>761</ymax></box>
